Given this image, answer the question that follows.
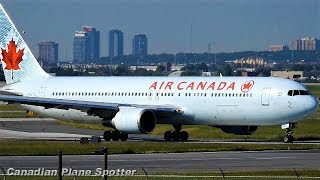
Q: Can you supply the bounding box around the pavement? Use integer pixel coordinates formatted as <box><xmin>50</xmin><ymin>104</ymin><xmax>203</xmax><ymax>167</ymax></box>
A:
<box><xmin>0</xmin><ymin>150</ymin><xmax>319</xmax><ymax>172</ymax></box>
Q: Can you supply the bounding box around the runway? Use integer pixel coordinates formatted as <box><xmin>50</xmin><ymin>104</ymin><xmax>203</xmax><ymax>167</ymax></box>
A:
<box><xmin>0</xmin><ymin>150</ymin><xmax>319</xmax><ymax>172</ymax></box>
<box><xmin>0</xmin><ymin>118</ymin><xmax>160</xmax><ymax>141</ymax></box>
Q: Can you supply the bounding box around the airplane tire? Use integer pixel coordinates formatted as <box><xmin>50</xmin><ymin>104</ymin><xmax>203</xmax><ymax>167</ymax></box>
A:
<box><xmin>164</xmin><ymin>131</ymin><xmax>172</xmax><ymax>141</ymax></box>
<box><xmin>103</xmin><ymin>131</ymin><xmax>112</xmax><ymax>141</ymax></box>
<box><xmin>283</xmin><ymin>134</ymin><xmax>294</xmax><ymax>143</ymax></box>
<box><xmin>172</xmin><ymin>131</ymin><xmax>180</xmax><ymax>141</ymax></box>
<box><xmin>112</xmin><ymin>131</ymin><xmax>120</xmax><ymax>141</ymax></box>
<box><xmin>120</xmin><ymin>133</ymin><xmax>128</xmax><ymax>141</ymax></box>
<box><xmin>180</xmin><ymin>131</ymin><xmax>189</xmax><ymax>141</ymax></box>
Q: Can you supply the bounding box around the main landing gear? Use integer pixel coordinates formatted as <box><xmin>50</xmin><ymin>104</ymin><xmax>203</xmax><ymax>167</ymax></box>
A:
<box><xmin>103</xmin><ymin>130</ymin><xmax>128</xmax><ymax>141</ymax></box>
<box><xmin>282</xmin><ymin>123</ymin><xmax>295</xmax><ymax>143</ymax></box>
<box><xmin>164</xmin><ymin>124</ymin><xmax>189</xmax><ymax>141</ymax></box>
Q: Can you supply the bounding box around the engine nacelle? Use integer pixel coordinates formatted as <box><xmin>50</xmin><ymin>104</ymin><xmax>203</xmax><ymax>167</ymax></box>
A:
<box><xmin>217</xmin><ymin>126</ymin><xmax>258</xmax><ymax>135</ymax></box>
<box><xmin>109</xmin><ymin>107</ymin><xmax>157</xmax><ymax>134</ymax></box>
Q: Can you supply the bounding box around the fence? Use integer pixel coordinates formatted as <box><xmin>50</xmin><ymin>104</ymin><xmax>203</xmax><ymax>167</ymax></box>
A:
<box><xmin>0</xmin><ymin>148</ymin><xmax>320</xmax><ymax>179</ymax></box>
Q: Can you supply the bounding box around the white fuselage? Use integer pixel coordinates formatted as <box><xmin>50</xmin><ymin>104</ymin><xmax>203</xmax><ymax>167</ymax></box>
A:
<box><xmin>2</xmin><ymin>76</ymin><xmax>318</xmax><ymax>126</ymax></box>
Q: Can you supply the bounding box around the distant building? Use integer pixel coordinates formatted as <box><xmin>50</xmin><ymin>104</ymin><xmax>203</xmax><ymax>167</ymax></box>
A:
<box><xmin>132</xmin><ymin>34</ymin><xmax>148</xmax><ymax>56</ymax></box>
<box><xmin>82</xmin><ymin>26</ymin><xmax>100</xmax><ymax>63</ymax></box>
<box><xmin>271</xmin><ymin>71</ymin><xmax>303</xmax><ymax>80</ymax></box>
<box><xmin>73</xmin><ymin>26</ymin><xmax>100</xmax><ymax>64</ymax></box>
<box><xmin>269</xmin><ymin>45</ymin><xmax>289</xmax><ymax>52</ymax></box>
<box><xmin>292</xmin><ymin>37</ymin><xmax>319</xmax><ymax>50</ymax></box>
<box><xmin>109</xmin><ymin>30</ymin><xmax>123</xmax><ymax>57</ymax></box>
<box><xmin>38</xmin><ymin>41</ymin><xmax>58</xmax><ymax>66</ymax></box>
<box><xmin>73</xmin><ymin>31</ymin><xmax>87</xmax><ymax>63</ymax></box>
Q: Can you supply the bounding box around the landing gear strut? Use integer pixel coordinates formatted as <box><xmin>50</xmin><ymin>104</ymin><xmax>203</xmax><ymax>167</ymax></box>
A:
<box><xmin>282</xmin><ymin>123</ymin><xmax>295</xmax><ymax>143</ymax></box>
<box><xmin>164</xmin><ymin>124</ymin><xmax>189</xmax><ymax>141</ymax></box>
<box><xmin>103</xmin><ymin>130</ymin><xmax>128</xmax><ymax>141</ymax></box>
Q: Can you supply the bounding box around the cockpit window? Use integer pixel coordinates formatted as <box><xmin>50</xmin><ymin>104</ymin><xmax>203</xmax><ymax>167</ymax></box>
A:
<box><xmin>288</xmin><ymin>90</ymin><xmax>309</xmax><ymax>96</ymax></box>
<box><xmin>300</xmin><ymin>90</ymin><xmax>309</xmax><ymax>95</ymax></box>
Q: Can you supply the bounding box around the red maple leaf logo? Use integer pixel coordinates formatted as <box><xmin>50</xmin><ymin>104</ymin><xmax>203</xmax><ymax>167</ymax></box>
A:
<box><xmin>1</xmin><ymin>38</ymin><xmax>25</xmax><ymax>70</ymax></box>
<box><xmin>243</xmin><ymin>82</ymin><xmax>252</xmax><ymax>90</ymax></box>
<box><xmin>241</xmin><ymin>80</ymin><xmax>254</xmax><ymax>93</ymax></box>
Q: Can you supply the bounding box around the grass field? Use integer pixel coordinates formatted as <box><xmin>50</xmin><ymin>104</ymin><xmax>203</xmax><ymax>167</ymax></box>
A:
<box><xmin>0</xmin><ymin>140</ymin><xmax>319</xmax><ymax>156</ymax></box>
<box><xmin>306</xmin><ymin>85</ymin><xmax>320</xmax><ymax>97</ymax></box>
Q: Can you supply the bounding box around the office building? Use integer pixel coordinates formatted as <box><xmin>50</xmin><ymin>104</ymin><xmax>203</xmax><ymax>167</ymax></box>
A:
<box><xmin>132</xmin><ymin>34</ymin><xmax>148</xmax><ymax>56</ymax></box>
<box><xmin>73</xmin><ymin>26</ymin><xmax>100</xmax><ymax>63</ymax></box>
<box><xmin>292</xmin><ymin>37</ymin><xmax>319</xmax><ymax>50</ymax></box>
<box><xmin>73</xmin><ymin>31</ymin><xmax>87</xmax><ymax>63</ymax></box>
<box><xmin>38</xmin><ymin>41</ymin><xmax>58</xmax><ymax>66</ymax></box>
<box><xmin>82</xmin><ymin>26</ymin><xmax>100</xmax><ymax>62</ymax></box>
<box><xmin>109</xmin><ymin>30</ymin><xmax>123</xmax><ymax>57</ymax></box>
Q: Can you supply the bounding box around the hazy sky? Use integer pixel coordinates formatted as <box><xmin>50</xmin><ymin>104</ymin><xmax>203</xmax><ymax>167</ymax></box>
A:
<box><xmin>0</xmin><ymin>0</ymin><xmax>319</xmax><ymax>61</ymax></box>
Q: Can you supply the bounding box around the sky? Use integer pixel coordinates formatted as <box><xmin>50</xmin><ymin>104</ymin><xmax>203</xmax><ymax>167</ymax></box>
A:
<box><xmin>0</xmin><ymin>0</ymin><xmax>319</xmax><ymax>61</ymax></box>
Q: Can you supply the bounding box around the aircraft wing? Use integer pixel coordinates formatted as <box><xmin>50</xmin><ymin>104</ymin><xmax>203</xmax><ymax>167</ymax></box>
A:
<box><xmin>0</xmin><ymin>94</ymin><xmax>183</xmax><ymax>119</ymax></box>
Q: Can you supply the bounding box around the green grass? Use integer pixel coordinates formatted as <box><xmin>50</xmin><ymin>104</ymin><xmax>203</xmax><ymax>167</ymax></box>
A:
<box><xmin>0</xmin><ymin>104</ymin><xmax>24</xmax><ymax>111</ymax></box>
<box><xmin>306</xmin><ymin>85</ymin><xmax>320</xmax><ymax>97</ymax></box>
<box><xmin>56</xmin><ymin>120</ymin><xmax>111</xmax><ymax>130</ymax></box>
<box><xmin>0</xmin><ymin>111</ymin><xmax>29</xmax><ymax>118</ymax></box>
<box><xmin>0</xmin><ymin>140</ymin><xmax>319</xmax><ymax>156</ymax></box>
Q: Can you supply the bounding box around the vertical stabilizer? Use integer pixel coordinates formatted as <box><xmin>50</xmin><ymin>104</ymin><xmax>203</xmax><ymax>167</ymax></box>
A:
<box><xmin>0</xmin><ymin>4</ymin><xmax>50</xmax><ymax>84</ymax></box>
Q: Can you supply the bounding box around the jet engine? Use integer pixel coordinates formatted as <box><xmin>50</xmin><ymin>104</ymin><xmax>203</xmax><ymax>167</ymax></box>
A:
<box><xmin>217</xmin><ymin>126</ymin><xmax>258</xmax><ymax>135</ymax></box>
<box><xmin>103</xmin><ymin>107</ymin><xmax>157</xmax><ymax>134</ymax></box>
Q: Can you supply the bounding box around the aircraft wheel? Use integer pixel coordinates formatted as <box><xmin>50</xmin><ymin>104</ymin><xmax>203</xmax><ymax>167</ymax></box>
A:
<box><xmin>180</xmin><ymin>131</ymin><xmax>189</xmax><ymax>141</ymax></box>
<box><xmin>164</xmin><ymin>131</ymin><xmax>172</xmax><ymax>141</ymax></box>
<box><xmin>283</xmin><ymin>134</ymin><xmax>294</xmax><ymax>143</ymax></box>
<box><xmin>103</xmin><ymin>131</ymin><xmax>112</xmax><ymax>141</ymax></box>
<box><xmin>172</xmin><ymin>131</ymin><xmax>181</xmax><ymax>141</ymax></box>
<box><xmin>112</xmin><ymin>131</ymin><xmax>120</xmax><ymax>141</ymax></box>
<box><xmin>120</xmin><ymin>133</ymin><xmax>128</xmax><ymax>141</ymax></box>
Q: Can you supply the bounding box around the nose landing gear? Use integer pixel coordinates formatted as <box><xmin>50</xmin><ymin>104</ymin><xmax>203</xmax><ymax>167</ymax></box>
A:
<box><xmin>164</xmin><ymin>124</ymin><xmax>189</xmax><ymax>141</ymax></box>
<box><xmin>282</xmin><ymin>123</ymin><xmax>295</xmax><ymax>143</ymax></box>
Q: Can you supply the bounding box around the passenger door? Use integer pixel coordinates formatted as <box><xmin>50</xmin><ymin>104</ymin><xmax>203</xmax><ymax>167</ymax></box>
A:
<box><xmin>261</xmin><ymin>88</ymin><xmax>271</xmax><ymax>106</ymax></box>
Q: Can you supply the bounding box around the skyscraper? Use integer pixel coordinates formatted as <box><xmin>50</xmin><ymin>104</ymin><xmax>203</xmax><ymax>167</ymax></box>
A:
<box><xmin>73</xmin><ymin>26</ymin><xmax>100</xmax><ymax>64</ymax></box>
<box><xmin>132</xmin><ymin>34</ymin><xmax>148</xmax><ymax>56</ymax></box>
<box><xmin>109</xmin><ymin>30</ymin><xmax>123</xmax><ymax>57</ymax></box>
<box><xmin>82</xmin><ymin>26</ymin><xmax>100</xmax><ymax>63</ymax></box>
<box><xmin>38</xmin><ymin>41</ymin><xmax>58</xmax><ymax>66</ymax></box>
<box><xmin>73</xmin><ymin>31</ymin><xmax>87</xmax><ymax>64</ymax></box>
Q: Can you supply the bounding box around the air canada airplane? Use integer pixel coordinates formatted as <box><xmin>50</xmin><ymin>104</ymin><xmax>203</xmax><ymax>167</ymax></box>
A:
<box><xmin>0</xmin><ymin>4</ymin><xmax>318</xmax><ymax>143</ymax></box>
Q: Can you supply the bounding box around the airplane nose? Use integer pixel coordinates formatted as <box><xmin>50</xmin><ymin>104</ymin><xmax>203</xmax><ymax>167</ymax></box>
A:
<box><xmin>305</xmin><ymin>96</ymin><xmax>318</xmax><ymax>112</ymax></box>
